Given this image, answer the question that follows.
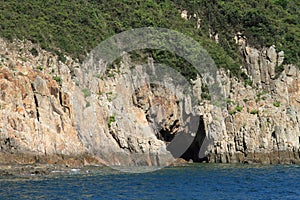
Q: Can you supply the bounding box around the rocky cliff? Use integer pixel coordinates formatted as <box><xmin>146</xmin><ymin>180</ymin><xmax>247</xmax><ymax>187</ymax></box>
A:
<box><xmin>206</xmin><ymin>35</ymin><xmax>300</xmax><ymax>164</ymax></box>
<box><xmin>0</xmin><ymin>36</ymin><xmax>299</xmax><ymax>167</ymax></box>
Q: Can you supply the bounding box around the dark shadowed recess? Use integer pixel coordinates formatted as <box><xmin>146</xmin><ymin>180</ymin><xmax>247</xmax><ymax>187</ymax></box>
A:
<box><xmin>158</xmin><ymin>115</ymin><xmax>208</xmax><ymax>163</ymax></box>
<box><xmin>180</xmin><ymin>116</ymin><xmax>208</xmax><ymax>162</ymax></box>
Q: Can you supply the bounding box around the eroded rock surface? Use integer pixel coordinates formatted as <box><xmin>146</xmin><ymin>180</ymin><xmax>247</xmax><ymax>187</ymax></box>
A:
<box><xmin>206</xmin><ymin>36</ymin><xmax>300</xmax><ymax>164</ymax></box>
<box><xmin>0</xmin><ymin>37</ymin><xmax>299</xmax><ymax>166</ymax></box>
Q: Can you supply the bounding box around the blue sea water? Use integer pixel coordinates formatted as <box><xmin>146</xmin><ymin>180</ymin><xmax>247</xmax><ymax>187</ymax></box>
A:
<box><xmin>0</xmin><ymin>164</ymin><xmax>300</xmax><ymax>200</ymax></box>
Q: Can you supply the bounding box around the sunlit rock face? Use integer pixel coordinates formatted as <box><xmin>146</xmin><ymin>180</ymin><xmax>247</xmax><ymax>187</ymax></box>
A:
<box><xmin>0</xmin><ymin>37</ymin><xmax>300</xmax><ymax>166</ymax></box>
<box><xmin>206</xmin><ymin>36</ymin><xmax>300</xmax><ymax>164</ymax></box>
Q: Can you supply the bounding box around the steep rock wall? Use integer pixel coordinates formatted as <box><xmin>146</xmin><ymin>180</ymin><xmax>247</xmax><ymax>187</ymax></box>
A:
<box><xmin>205</xmin><ymin>37</ymin><xmax>300</xmax><ymax>164</ymax></box>
<box><xmin>0</xmin><ymin>37</ymin><xmax>299</xmax><ymax>166</ymax></box>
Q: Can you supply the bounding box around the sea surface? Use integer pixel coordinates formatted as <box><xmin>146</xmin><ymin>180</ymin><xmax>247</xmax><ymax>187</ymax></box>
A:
<box><xmin>0</xmin><ymin>163</ymin><xmax>300</xmax><ymax>200</ymax></box>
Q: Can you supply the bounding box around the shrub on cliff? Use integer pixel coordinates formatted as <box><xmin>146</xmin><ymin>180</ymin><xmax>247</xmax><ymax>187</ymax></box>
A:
<box><xmin>1</xmin><ymin>0</ymin><xmax>299</xmax><ymax>77</ymax></box>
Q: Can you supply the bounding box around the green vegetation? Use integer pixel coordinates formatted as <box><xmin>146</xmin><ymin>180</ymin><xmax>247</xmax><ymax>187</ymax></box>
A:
<box><xmin>273</xmin><ymin>101</ymin><xmax>280</xmax><ymax>107</ymax></box>
<box><xmin>86</xmin><ymin>101</ymin><xmax>91</xmax><ymax>108</ymax></box>
<box><xmin>106</xmin><ymin>92</ymin><xmax>114</xmax><ymax>102</ymax></box>
<box><xmin>226</xmin><ymin>99</ymin><xmax>237</xmax><ymax>105</ymax></box>
<box><xmin>250</xmin><ymin>109</ymin><xmax>259</xmax><ymax>115</ymax></box>
<box><xmin>178</xmin><ymin>0</ymin><xmax>300</xmax><ymax>67</ymax></box>
<box><xmin>36</xmin><ymin>66</ymin><xmax>43</xmax><ymax>71</ymax></box>
<box><xmin>229</xmin><ymin>105</ymin><xmax>243</xmax><ymax>115</ymax></box>
<box><xmin>52</xmin><ymin>75</ymin><xmax>62</xmax><ymax>85</ymax></box>
<box><xmin>229</xmin><ymin>110</ymin><xmax>236</xmax><ymax>115</ymax></box>
<box><xmin>107</xmin><ymin>115</ymin><xmax>116</xmax><ymax>128</ymax></box>
<box><xmin>241</xmin><ymin>72</ymin><xmax>253</xmax><ymax>87</ymax></box>
<box><xmin>82</xmin><ymin>88</ymin><xmax>91</xmax><ymax>98</ymax></box>
<box><xmin>256</xmin><ymin>90</ymin><xmax>268</xmax><ymax>102</ymax></box>
<box><xmin>235</xmin><ymin>106</ymin><xmax>243</xmax><ymax>112</ymax></box>
<box><xmin>1</xmin><ymin>0</ymin><xmax>299</xmax><ymax>78</ymax></box>
<box><xmin>201</xmin><ymin>84</ymin><xmax>211</xmax><ymax>100</ymax></box>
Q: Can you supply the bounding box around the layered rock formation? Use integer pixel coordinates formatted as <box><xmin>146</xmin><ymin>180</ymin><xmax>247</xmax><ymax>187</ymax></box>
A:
<box><xmin>0</xmin><ymin>38</ymin><xmax>197</xmax><ymax>167</ymax></box>
<box><xmin>0</xmin><ymin>36</ymin><xmax>299</xmax><ymax>167</ymax></box>
<box><xmin>0</xmin><ymin>38</ymin><xmax>88</xmax><ymax>166</ymax></box>
<box><xmin>205</xmin><ymin>35</ymin><xmax>300</xmax><ymax>164</ymax></box>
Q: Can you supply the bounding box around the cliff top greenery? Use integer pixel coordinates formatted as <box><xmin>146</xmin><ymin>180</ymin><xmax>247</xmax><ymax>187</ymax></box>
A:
<box><xmin>1</xmin><ymin>0</ymin><xmax>299</xmax><ymax>78</ymax></box>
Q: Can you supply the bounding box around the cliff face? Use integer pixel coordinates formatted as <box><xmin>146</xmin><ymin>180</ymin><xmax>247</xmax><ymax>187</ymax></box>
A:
<box><xmin>0</xmin><ymin>38</ymin><xmax>87</xmax><ymax>166</ymax></box>
<box><xmin>0</xmin><ymin>38</ymin><xmax>195</xmax><ymax>166</ymax></box>
<box><xmin>206</xmin><ymin>36</ymin><xmax>300</xmax><ymax>164</ymax></box>
<box><xmin>0</xmin><ymin>37</ymin><xmax>299</xmax><ymax>166</ymax></box>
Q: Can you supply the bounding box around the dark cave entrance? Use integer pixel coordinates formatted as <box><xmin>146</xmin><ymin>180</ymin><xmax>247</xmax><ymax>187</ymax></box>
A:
<box><xmin>158</xmin><ymin>115</ymin><xmax>208</xmax><ymax>163</ymax></box>
<box><xmin>180</xmin><ymin>115</ymin><xmax>208</xmax><ymax>162</ymax></box>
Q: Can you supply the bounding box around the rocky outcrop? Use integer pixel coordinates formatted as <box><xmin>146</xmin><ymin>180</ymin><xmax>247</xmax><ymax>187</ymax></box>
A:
<box><xmin>0</xmin><ymin>38</ymin><xmax>88</xmax><ymax>165</ymax></box>
<box><xmin>0</xmin><ymin>38</ymin><xmax>197</xmax><ymax>167</ymax></box>
<box><xmin>205</xmin><ymin>35</ymin><xmax>300</xmax><ymax>164</ymax></box>
<box><xmin>180</xmin><ymin>9</ymin><xmax>202</xmax><ymax>29</ymax></box>
<box><xmin>0</xmin><ymin>37</ymin><xmax>299</xmax><ymax>167</ymax></box>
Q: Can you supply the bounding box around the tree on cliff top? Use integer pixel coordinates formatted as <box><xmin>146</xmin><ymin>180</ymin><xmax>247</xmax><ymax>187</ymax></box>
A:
<box><xmin>1</xmin><ymin>0</ymin><xmax>299</xmax><ymax>75</ymax></box>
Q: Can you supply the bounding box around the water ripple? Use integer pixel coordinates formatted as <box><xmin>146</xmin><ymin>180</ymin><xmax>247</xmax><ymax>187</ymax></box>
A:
<box><xmin>0</xmin><ymin>164</ymin><xmax>300</xmax><ymax>199</ymax></box>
